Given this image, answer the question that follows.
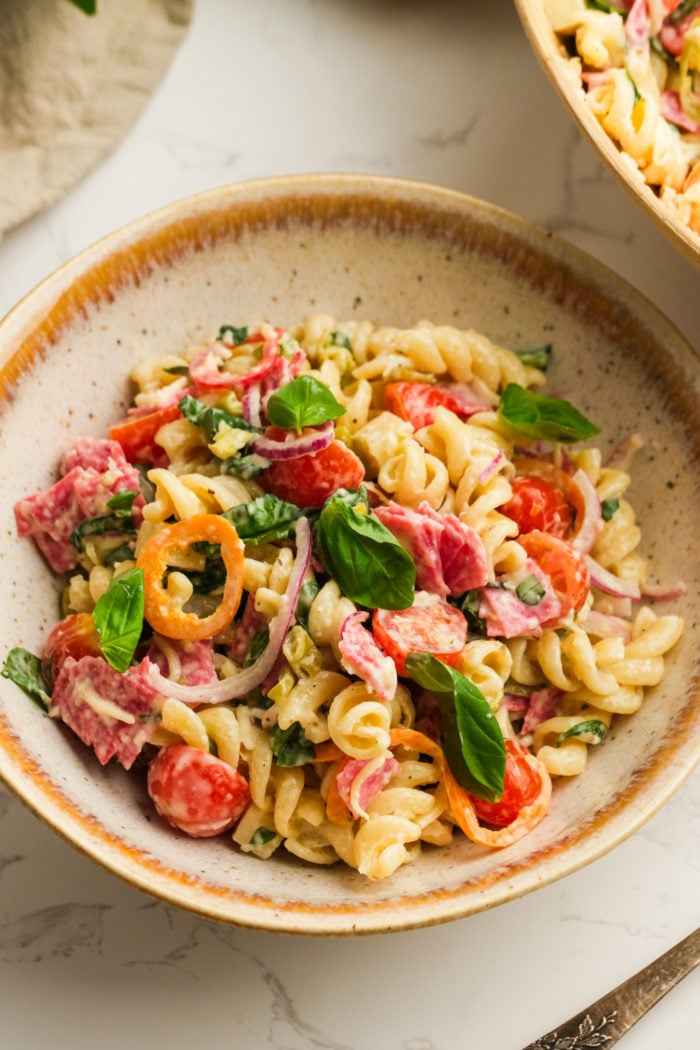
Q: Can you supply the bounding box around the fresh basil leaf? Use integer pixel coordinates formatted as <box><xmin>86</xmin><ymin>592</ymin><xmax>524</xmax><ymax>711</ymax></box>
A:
<box><xmin>244</xmin><ymin>628</ymin><xmax>270</xmax><ymax>668</ymax></box>
<box><xmin>515</xmin><ymin>574</ymin><xmax>546</xmax><ymax>606</ymax></box>
<box><xmin>671</xmin><ymin>0</ymin><xmax>699</xmax><ymax>21</ymax></box>
<box><xmin>93</xmin><ymin>567</ymin><xmax>145</xmax><ymax>673</ymax></box>
<box><xmin>1</xmin><ymin>647</ymin><xmax>50</xmax><ymax>710</ymax></box>
<box><xmin>136</xmin><ymin>464</ymin><xmax>156</xmax><ymax>503</ymax></box>
<box><xmin>330</xmin><ymin>331</ymin><xmax>352</xmax><ymax>350</ymax></box>
<box><xmin>221</xmin><ymin>452</ymin><xmax>271</xmax><ymax>479</ymax></box>
<box><xmin>515</xmin><ymin>345</ymin><xmax>552</xmax><ymax>371</ymax></box>
<box><xmin>625</xmin><ymin>68</ymin><xmax>642</xmax><ymax>104</ymax></box>
<box><xmin>163</xmin><ymin>364</ymin><xmax>190</xmax><ymax>376</ymax></box>
<box><xmin>218</xmin><ymin>324</ymin><xmax>249</xmax><ymax>345</ymax></box>
<box><xmin>103</xmin><ymin>543</ymin><xmax>136</xmax><ymax>567</ymax></box>
<box><xmin>269</xmin><ymin>721</ymin><xmax>315</xmax><ymax>767</ymax></box>
<box><xmin>222</xmin><ymin>494</ymin><xmax>306</xmax><ymax>545</ymax></box>
<box><xmin>498</xmin><ymin>383</ymin><xmax>599</xmax><ymax>444</ymax></box>
<box><xmin>107</xmin><ymin>490</ymin><xmax>139</xmax><ymax>513</ymax></box>
<box><xmin>557</xmin><ymin>719</ymin><xmax>608</xmax><ymax>745</ymax></box>
<box><xmin>601</xmin><ymin>497</ymin><xmax>620</xmax><ymax>522</ymax></box>
<box><xmin>266</xmin><ymin>375</ymin><xmax>346</xmax><ymax>435</ymax></box>
<box><xmin>185</xmin><ymin>543</ymin><xmax>228</xmax><ymax>595</ymax></box>
<box><xmin>250</xmin><ymin>826</ymin><xmax>277</xmax><ymax>847</ymax></box>
<box><xmin>316</xmin><ymin>496</ymin><xmax>416</xmax><ymax>610</ymax></box>
<box><xmin>179</xmin><ymin>394</ymin><xmax>253</xmax><ymax>443</ymax></box>
<box><xmin>405</xmin><ymin>653</ymin><xmax>506</xmax><ymax>801</ymax></box>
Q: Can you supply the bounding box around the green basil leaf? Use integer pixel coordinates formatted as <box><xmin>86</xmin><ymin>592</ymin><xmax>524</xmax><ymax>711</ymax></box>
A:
<box><xmin>499</xmin><ymin>383</ymin><xmax>600</xmax><ymax>444</ymax></box>
<box><xmin>266</xmin><ymin>375</ymin><xmax>346</xmax><ymax>435</ymax></box>
<box><xmin>296</xmin><ymin>579</ymin><xmax>320</xmax><ymax>632</ymax></box>
<box><xmin>244</xmin><ymin>628</ymin><xmax>270</xmax><ymax>668</ymax></box>
<box><xmin>103</xmin><ymin>543</ymin><xmax>136</xmax><ymax>567</ymax></box>
<box><xmin>218</xmin><ymin>324</ymin><xmax>249</xmax><ymax>345</ymax></box>
<box><xmin>93</xmin><ymin>567</ymin><xmax>145</xmax><ymax>673</ymax></box>
<box><xmin>557</xmin><ymin>719</ymin><xmax>608</xmax><ymax>745</ymax></box>
<box><xmin>316</xmin><ymin>496</ymin><xmax>416</xmax><ymax>610</ymax></box>
<box><xmin>515</xmin><ymin>345</ymin><xmax>552</xmax><ymax>371</ymax></box>
<box><xmin>405</xmin><ymin>653</ymin><xmax>506</xmax><ymax>801</ymax></box>
<box><xmin>163</xmin><ymin>364</ymin><xmax>190</xmax><ymax>376</ymax></box>
<box><xmin>515</xmin><ymin>574</ymin><xmax>546</xmax><ymax>606</ymax></box>
<box><xmin>450</xmin><ymin>589</ymin><xmax>488</xmax><ymax>636</ymax></box>
<box><xmin>269</xmin><ymin>721</ymin><xmax>315</xmax><ymax>767</ymax></box>
<box><xmin>601</xmin><ymin>497</ymin><xmax>620</xmax><ymax>521</ymax></box>
<box><xmin>67</xmin><ymin>0</ymin><xmax>97</xmax><ymax>14</ymax></box>
<box><xmin>70</xmin><ymin>490</ymin><xmax>139</xmax><ymax>552</ymax></box>
<box><xmin>1</xmin><ymin>647</ymin><xmax>50</xmax><ymax>710</ymax></box>
<box><xmin>222</xmin><ymin>494</ymin><xmax>306</xmax><ymax>545</ymax></box>
<box><xmin>330</xmin><ymin>331</ymin><xmax>352</xmax><ymax>350</ymax></box>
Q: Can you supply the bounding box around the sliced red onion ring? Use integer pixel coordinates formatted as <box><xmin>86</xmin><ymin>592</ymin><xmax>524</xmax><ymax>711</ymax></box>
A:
<box><xmin>146</xmin><ymin>516</ymin><xmax>312</xmax><ymax>704</ymax></box>
<box><xmin>478</xmin><ymin>449</ymin><xmax>504</xmax><ymax>485</ymax></box>
<box><xmin>579</xmin><ymin>610</ymin><xmax>631</xmax><ymax>642</ymax></box>
<box><xmin>188</xmin><ymin>338</ymin><xmax>282</xmax><ymax>390</ymax></box>
<box><xmin>585</xmin><ymin>554</ymin><xmax>641</xmax><ymax>600</ymax></box>
<box><xmin>605</xmin><ymin>431</ymin><xmax>644</xmax><ymax>470</ymax></box>
<box><xmin>253</xmin><ymin>421</ymin><xmax>334</xmax><ymax>461</ymax></box>
<box><xmin>640</xmin><ymin>580</ymin><xmax>687</xmax><ymax>601</ymax></box>
<box><xmin>570</xmin><ymin>468</ymin><xmax>602</xmax><ymax>554</ymax></box>
<box><xmin>242</xmin><ymin>384</ymin><xmax>262</xmax><ymax>429</ymax></box>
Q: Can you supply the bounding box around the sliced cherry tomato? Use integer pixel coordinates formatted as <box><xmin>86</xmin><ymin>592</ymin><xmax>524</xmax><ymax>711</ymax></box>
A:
<box><xmin>372</xmin><ymin>597</ymin><xmax>467</xmax><ymax>676</ymax></box>
<box><xmin>501</xmin><ymin>475</ymin><xmax>572</xmax><ymax>538</ymax></box>
<box><xmin>519</xmin><ymin>529</ymin><xmax>589</xmax><ymax>623</ymax></box>
<box><xmin>42</xmin><ymin>612</ymin><xmax>101</xmax><ymax>686</ymax></box>
<box><xmin>468</xmin><ymin>740</ymin><xmax>542</xmax><ymax>828</ymax></box>
<box><xmin>384</xmin><ymin>381</ymin><xmax>481</xmax><ymax>430</ymax></box>
<box><xmin>388</xmin><ymin>728</ymin><xmax>551</xmax><ymax>849</ymax></box>
<box><xmin>137</xmin><ymin>513</ymin><xmax>244</xmax><ymax>640</ymax></box>
<box><xmin>109</xmin><ymin>403</ymin><xmax>183</xmax><ymax>464</ymax></box>
<box><xmin>147</xmin><ymin>744</ymin><xmax>250</xmax><ymax>837</ymax></box>
<box><xmin>264</xmin><ymin>437</ymin><xmax>365</xmax><ymax>509</ymax></box>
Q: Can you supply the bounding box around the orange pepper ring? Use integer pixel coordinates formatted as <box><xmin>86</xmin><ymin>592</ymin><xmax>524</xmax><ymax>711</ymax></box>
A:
<box><xmin>137</xmin><ymin>513</ymin><xmax>244</xmax><ymax>641</ymax></box>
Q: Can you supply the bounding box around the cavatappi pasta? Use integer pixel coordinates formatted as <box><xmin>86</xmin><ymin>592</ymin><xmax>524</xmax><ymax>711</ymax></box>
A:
<box><xmin>546</xmin><ymin>0</ymin><xmax>700</xmax><ymax>239</ymax></box>
<box><xmin>6</xmin><ymin>314</ymin><xmax>684</xmax><ymax>880</ymax></box>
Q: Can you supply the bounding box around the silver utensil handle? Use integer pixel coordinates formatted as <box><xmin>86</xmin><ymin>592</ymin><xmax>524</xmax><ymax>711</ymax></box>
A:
<box><xmin>522</xmin><ymin>926</ymin><xmax>700</xmax><ymax>1050</ymax></box>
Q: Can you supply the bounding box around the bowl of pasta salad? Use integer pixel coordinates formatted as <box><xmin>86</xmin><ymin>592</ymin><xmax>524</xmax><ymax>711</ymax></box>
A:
<box><xmin>0</xmin><ymin>174</ymin><xmax>697</xmax><ymax>934</ymax></box>
<box><xmin>515</xmin><ymin>0</ymin><xmax>700</xmax><ymax>264</ymax></box>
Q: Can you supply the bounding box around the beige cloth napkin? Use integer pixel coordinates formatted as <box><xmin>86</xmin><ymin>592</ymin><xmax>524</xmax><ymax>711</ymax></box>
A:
<box><xmin>0</xmin><ymin>0</ymin><xmax>194</xmax><ymax>239</ymax></box>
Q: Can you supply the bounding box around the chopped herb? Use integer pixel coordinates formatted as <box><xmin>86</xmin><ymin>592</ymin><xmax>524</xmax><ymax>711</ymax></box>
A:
<box><xmin>163</xmin><ymin>364</ymin><xmax>190</xmax><ymax>376</ymax></box>
<box><xmin>515</xmin><ymin>345</ymin><xmax>552</xmax><ymax>371</ymax></box>
<box><xmin>179</xmin><ymin>394</ymin><xmax>254</xmax><ymax>444</ymax></box>
<box><xmin>330</xmin><ymin>331</ymin><xmax>352</xmax><ymax>350</ymax></box>
<box><xmin>218</xmin><ymin>324</ymin><xmax>249</xmax><ymax>345</ymax></box>
<box><xmin>515</xmin><ymin>574</ymin><xmax>546</xmax><ymax>606</ymax></box>
<box><xmin>601</xmin><ymin>497</ymin><xmax>620</xmax><ymax>521</ymax></box>
<box><xmin>250</xmin><ymin>827</ymin><xmax>277</xmax><ymax>847</ymax></box>
<box><xmin>1</xmin><ymin>647</ymin><xmax>50</xmax><ymax>710</ymax></box>
<box><xmin>269</xmin><ymin>721</ymin><xmax>315</xmax><ymax>767</ymax></box>
<box><xmin>244</xmin><ymin>628</ymin><xmax>270</xmax><ymax>668</ymax></box>
<box><xmin>450</xmin><ymin>589</ymin><xmax>487</xmax><ymax>636</ymax></box>
<box><xmin>266</xmin><ymin>375</ymin><xmax>346</xmax><ymax>435</ymax></box>
<box><xmin>221</xmin><ymin>452</ymin><xmax>271</xmax><ymax>479</ymax></box>
<box><xmin>626</xmin><ymin>68</ymin><xmax>642</xmax><ymax>104</ymax></box>
<box><xmin>557</xmin><ymin>719</ymin><xmax>608</xmax><ymax>745</ymax></box>
<box><xmin>499</xmin><ymin>383</ymin><xmax>599</xmax><ymax>444</ymax></box>
<box><xmin>296</xmin><ymin>579</ymin><xmax>320</xmax><ymax>632</ymax></box>
<box><xmin>103</xmin><ymin>543</ymin><xmax>136</xmax><ymax>567</ymax></box>
<box><xmin>67</xmin><ymin>0</ymin><xmax>97</xmax><ymax>13</ymax></box>
<box><xmin>69</xmin><ymin>490</ymin><xmax>139</xmax><ymax>552</ymax></box>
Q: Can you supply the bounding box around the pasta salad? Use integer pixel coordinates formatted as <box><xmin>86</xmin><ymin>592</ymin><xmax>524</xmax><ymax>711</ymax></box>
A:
<box><xmin>2</xmin><ymin>315</ymin><xmax>684</xmax><ymax>880</ymax></box>
<box><xmin>546</xmin><ymin>0</ymin><xmax>700</xmax><ymax>237</ymax></box>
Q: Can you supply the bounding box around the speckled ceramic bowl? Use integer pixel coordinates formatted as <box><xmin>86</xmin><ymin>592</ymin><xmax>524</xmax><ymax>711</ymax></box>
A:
<box><xmin>514</xmin><ymin>0</ymin><xmax>700</xmax><ymax>267</ymax></box>
<box><xmin>0</xmin><ymin>175</ymin><xmax>698</xmax><ymax>934</ymax></box>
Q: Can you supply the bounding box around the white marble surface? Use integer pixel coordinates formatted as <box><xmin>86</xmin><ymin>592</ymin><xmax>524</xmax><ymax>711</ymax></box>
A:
<box><xmin>0</xmin><ymin>2</ymin><xmax>698</xmax><ymax>1048</ymax></box>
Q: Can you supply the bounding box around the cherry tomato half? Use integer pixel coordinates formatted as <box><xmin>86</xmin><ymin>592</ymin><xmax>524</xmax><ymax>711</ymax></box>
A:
<box><xmin>109</xmin><ymin>403</ymin><xmax>183</xmax><ymax>464</ymax></box>
<box><xmin>501</xmin><ymin>475</ymin><xmax>571</xmax><ymax>538</ymax></box>
<box><xmin>519</xmin><ymin>530</ymin><xmax>589</xmax><ymax>623</ymax></box>
<box><xmin>42</xmin><ymin>613</ymin><xmax>101</xmax><ymax>686</ymax></box>
<box><xmin>469</xmin><ymin>740</ymin><xmax>542</xmax><ymax>828</ymax></box>
<box><xmin>147</xmin><ymin>743</ymin><xmax>251</xmax><ymax>838</ymax></box>
<box><xmin>384</xmin><ymin>381</ymin><xmax>480</xmax><ymax>430</ymax></box>
<box><xmin>372</xmin><ymin>598</ymin><xmax>467</xmax><ymax>676</ymax></box>
<box><xmin>264</xmin><ymin>437</ymin><xmax>365</xmax><ymax>509</ymax></box>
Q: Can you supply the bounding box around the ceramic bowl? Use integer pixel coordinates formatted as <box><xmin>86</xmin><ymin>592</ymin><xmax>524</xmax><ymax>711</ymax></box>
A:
<box><xmin>514</xmin><ymin>0</ymin><xmax>700</xmax><ymax>267</ymax></box>
<box><xmin>0</xmin><ymin>174</ymin><xmax>698</xmax><ymax>934</ymax></box>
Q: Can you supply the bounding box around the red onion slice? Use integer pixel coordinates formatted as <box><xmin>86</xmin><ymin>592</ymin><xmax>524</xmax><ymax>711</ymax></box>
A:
<box><xmin>570</xmin><ymin>468</ymin><xmax>602</xmax><ymax>554</ymax></box>
<box><xmin>146</xmin><ymin>516</ymin><xmax>312</xmax><ymax>704</ymax></box>
<box><xmin>242</xmin><ymin>384</ymin><xmax>262</xmax><ymax>429</ymax></box>
<box><xmin>478</xmin><ymin>449</ymin><xmax>504</xmax><ymax>485</ymax></box>
<box><xmin>579</xmin><ymin>610</ymin><xmax>632</xmax><ymax>642</ymax></box>
<box><xmin>253</xmin><ymin>421</ymin><xmax>334</xmax><ymax>461</ymax></box>
<box><xmin>585</xmin><ymin>554</ymin><xmax>641</xmax><ymax>600</ymax></box>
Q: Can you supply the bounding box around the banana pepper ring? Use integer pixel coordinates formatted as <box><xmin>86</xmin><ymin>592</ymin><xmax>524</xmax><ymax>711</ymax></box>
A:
<box><xmin>137</xmin><ymin>513</ymin><xmax>244</xmax><ymax>640</ymax></box>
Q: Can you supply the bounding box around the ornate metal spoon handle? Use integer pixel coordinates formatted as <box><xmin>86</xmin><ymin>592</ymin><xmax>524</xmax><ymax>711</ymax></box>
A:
<box><xmin>522</xmin><ymin>926</ymin><xmax>700</xmax><ymax>1050</ymax></box>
